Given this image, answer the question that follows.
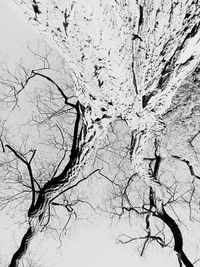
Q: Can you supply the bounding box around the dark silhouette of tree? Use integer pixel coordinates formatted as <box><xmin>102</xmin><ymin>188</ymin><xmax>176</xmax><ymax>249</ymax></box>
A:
<box><xmin>103</xmin><ymin>70</ymin><xmax>200</xmax><ymax>267</ymax></box>
<box><xmin>0</xmin><ymin>45</ymin><xmax>104</xmax><ymax>266</ymax></box>
<box><xmin>3</xmin><ymin>1</ymin><xmax>200</xmax><ymax>266</ymax></box>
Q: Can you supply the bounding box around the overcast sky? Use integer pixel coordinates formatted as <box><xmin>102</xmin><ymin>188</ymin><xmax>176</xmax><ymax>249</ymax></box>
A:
<box><xmin>0</xmin><ymin>1</ymin><xmax>40</xmax><ymax>64</ymax></box>
<box><xmin>0</xmin><ymin>2</ymin><xmax>179</xmax><ymax>267</ymax></box>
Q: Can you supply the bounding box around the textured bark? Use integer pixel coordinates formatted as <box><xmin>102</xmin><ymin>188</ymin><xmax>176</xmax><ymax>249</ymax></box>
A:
<box><xmin>8</xmin><ymin>107</ymin><xmax>113</xmax><ymax>266</ymax></box>
<box><xmin>8</xmin><ymin>226</ymin><xmax>37</xmax><ymax>267</ymax></box>
<box><xmin>6</xmin><ymin>0</ymin><xmax>200</xmax><ymax>265</ymax></box>
<box><xmin>28</xmin><ymin>114</ymin><xmax>111</xmax><ymax>219</ymax></box>
<box><xmin>156</xmin><ymin>205</ymin><xmax>193</xmax><ymax>267</ymax></box>
<box><xmin>8</xmin><ymin>0</ymin><xmax>200</xmax><ymax>184</ymax></box>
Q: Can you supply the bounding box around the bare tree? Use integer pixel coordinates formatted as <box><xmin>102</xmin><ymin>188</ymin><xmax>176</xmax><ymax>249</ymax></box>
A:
<box><xmin>103</xmin><ymin>69</ymin><xmax>200</xmax><ymax>267</ymax></box>
<box><xmin>8</xmin><ymin>0</ymin><xmax>200</xmax><ymax>216</ymax></box>
<box><xmin>0</xmin><ymin>45</ymin><xmax>104</xmax><ymax>266</ymax></box>
<box><xmin>3</xmin><ymin>0</ymin><xmax>200</xmax><ymax>266</ymax></box>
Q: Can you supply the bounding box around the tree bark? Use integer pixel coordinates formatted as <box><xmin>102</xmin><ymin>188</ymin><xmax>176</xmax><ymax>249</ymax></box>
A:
<box><xmin>28</xmin><ymin>113</ymin><xmax>112</xmax><ymax>219</ymax></box>
<box><xmin>8</xmin><ymin>107</ymin><xmax>113</xmax><ymax>266</ymax></box>
<box><xmin>8</xmin><ymin>0</ymin><xmax>200</xmax><ymax>181</ymax></box>
<box><xmin>156</xmin><ymin>205</ymin><xmax>193</xmax><ymax>267</ymax></box>
<box><xmin>9</xmin><ymin>226</ymin><xmax>36</xmax><ymax>267</ymax></box>
<box><xmin>6</xmin><ymin>0</ymin><xmax>200</xmax><ymax>265</ymax></box>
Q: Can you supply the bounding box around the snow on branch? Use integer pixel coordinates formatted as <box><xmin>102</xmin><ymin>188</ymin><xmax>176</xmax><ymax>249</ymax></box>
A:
<box><xmin>7</xmin><ymin>1</ymin><xmax>200</xmax><ymax>123</ymax></box>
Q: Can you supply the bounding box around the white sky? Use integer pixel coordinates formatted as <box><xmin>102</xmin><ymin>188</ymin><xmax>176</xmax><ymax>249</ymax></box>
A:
<box><xmin>0</xmin><ymin>1</ymin><xmax>179</xmax><ymax>267</ymax></box>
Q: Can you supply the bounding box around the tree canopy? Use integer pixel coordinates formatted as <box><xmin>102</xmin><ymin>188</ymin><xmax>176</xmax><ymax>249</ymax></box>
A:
<box><xmin>1</xmin><ymin>1</ymin><xmax>200</xmax><ymax>266</ymax></box>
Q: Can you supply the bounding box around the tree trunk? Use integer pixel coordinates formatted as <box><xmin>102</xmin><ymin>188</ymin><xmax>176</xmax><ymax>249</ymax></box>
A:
<box><xmin>9</xmin><ymin>0</ymin><xmax>200</xmax><ymax>178</ymax></box>
<box><xmin>156</xmin><ymin>205</ymin><xmax>193</xmax><ymax>267</ymax></box>
<box><xmin>9</xmin><ymin>226</ymin><xmax>37</xmax><ymax>267</ymax></box>
<box><xmin>28</xmin><ymin>113</ymin><xmax>112</xmax><ymax>219</ymax></box>
<box><xmin>8</xmin><ymin>109</ymin><xmax>113</xmax><ymax>266</ymax></box>
<box><xmin>7</xmin><ymin>0</ymin><xmax>200</xmax><ymax>265</ymax></box>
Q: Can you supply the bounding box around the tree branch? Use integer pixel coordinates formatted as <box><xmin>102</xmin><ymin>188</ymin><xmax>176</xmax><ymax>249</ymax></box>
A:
<box><xmin>5</xmin><ymin>145</ymin><xmax>36</xmax><ymax>208</ymax></box>
<box><xmin>50</xmin><ymin>168</ymin><xmax>101</xmax><ymax>202</ymax></box>
<box><xmin>8</xmin><ymin>226</ymin><xmax>36</xmax><ymax>267</ymax></box>
<box><xmin>31</xmin><ymin>70</ymin><xmax>76</xmax><ymax>108</ymax></box>
<box><xmin>172</xmin><ymin>155</ymin><xmax>200</xmax><ymax>180</ymax></box>
<box><xmin>156</xmin><ymin>205</ymin><xmax>193</xmax><ymax>267</ymax></box>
